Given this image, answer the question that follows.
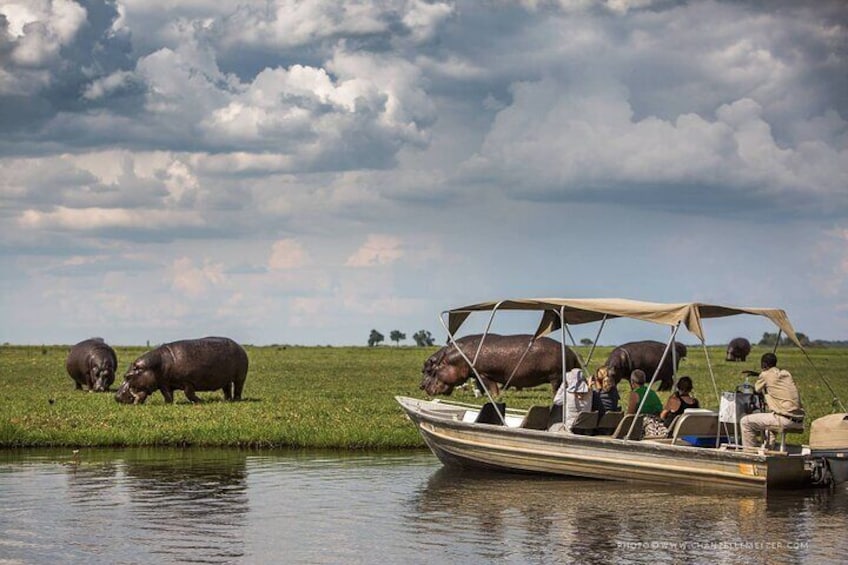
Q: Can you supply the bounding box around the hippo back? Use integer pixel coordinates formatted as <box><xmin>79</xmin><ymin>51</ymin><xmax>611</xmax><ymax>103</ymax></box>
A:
<box><xmin>604</xmin><ymin>340</ymin><xmax>685</xmax><ymax>391</ymax></box>
<box><xmin>117</xmin><ymin>337</ymin><xmax>248</xmax><ymax>404</ymax></box>
<box><xmin>420</xmin><ymin>333</ymin><xmax>579</xmax><ymax>396</ymax></box>
<box><xmin>163</xmin><ymin>337</ymin><xmax>248</xmax><ymax>382</ymax></box>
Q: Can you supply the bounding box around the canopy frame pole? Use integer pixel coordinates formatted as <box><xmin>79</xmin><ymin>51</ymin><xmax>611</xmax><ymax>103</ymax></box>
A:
<box><xmin>472</xmin><ymin>301</ymin><xmax>503</xmax><ymax>366</ymax></box>
<box><xmin>699</xmin><ymin>338</ymin><xmax>723</xmax><ymax>447</ymax></box>
<box><xmin>438</xmin><ymin>308</ymin><xmax>507</xmax><ymax>425</ymax></box>
<box><xmin>800</xmin><ymin>350</ymin><xmax>846</xmax><ymax>413</ymax></box>
<box><xmin>585</xmin><ymin>315</ymin><xmax>608</xmax><ymax>369</ymax></box>
<box><xmin>557</xmin><ymin>309</ymin><xmax>597</xmax><ymax>426</ymax></box>
<box><xmin>626</xmin><ymin>322</ymin><xmax>681</xmax><ymax>440</ymax></box>
<box><xmin>559</xmin><ymin>306</ymin><xmax>568</xmax><ymax>426</ymax></box>
<box><xmin>564</xmin><ymin>324</ymin><xmax>587</xmax><ymax>370</ymax></box>
<box><xmin>671</xmin><ymin>331</ymin><xmax>678</xmax><ymax>379</ymax></box>
<box><xmin>502</xmin><ymin>337</ymin><xmax>536</xmax><ymax>396</ymax></box>
<box><xmin>772</xmin><ymin>330</ymin><xmax>782</xmax><ymax>355</ymax></box>
<box><xmin>699</xmin><ymin>339</ymin><xmax>721</xmax><ymax>409</ymax></box>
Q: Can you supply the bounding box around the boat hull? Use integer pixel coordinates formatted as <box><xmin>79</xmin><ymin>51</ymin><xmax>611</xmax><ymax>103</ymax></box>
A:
<box><xmin>397</xmin><ymin>396</ymin><xmax>817</xmax><ymax>490</ymax></box>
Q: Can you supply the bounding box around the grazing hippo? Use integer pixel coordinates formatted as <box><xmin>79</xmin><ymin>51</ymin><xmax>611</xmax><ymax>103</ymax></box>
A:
<box><xmin>420</xmin><ymin>334</ymin><xmax>580</xmax><ymax>397</ymax></box>
<box><xmin>726</xmin><ymin>337</ymin><xmax>752</xmax><ymax>362</ymax></box>
<box><xmin>65</xmin><ymin>338</ymin><xmax>118</xmax><ymax>392</ymax></box>
<box><xmin>114</xmin><ymin>337</ymin><xmax>248</xmax><ymax>404</ymax></box>
<box><xmin>604</xmin><ymin>340</ymin><xmax>687</xmax><ymax>391</ymax></box>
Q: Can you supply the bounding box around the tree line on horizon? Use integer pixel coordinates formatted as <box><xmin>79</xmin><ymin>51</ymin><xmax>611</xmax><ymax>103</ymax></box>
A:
<box><xmin>368</xmin><ymin>329</ymin><xmax>436</xmax><ymax>347</ymax></box>
<box><xmin>365</xmin><ymin>330</ymin><xmax>847</xmax><ymax>349</ymax></box>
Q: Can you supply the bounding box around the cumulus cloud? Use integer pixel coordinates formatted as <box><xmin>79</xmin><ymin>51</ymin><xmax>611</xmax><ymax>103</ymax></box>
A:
<box><xmin>0</xmin><ymin>0</ymin><xmax>89</xmax><ymax>96</ymax></box>
<box><xmin>202</xmin><ymin>0</ymin><xmax>454</xmax><ymax>48</ymax></box>
<box><xmin>169</xmin><ymin>256</ymin><xmax>225</xmax><ymax>297</ymax></box>
<box><xmin>2</xmin><ymin>0</ymin><xmax>87</xmax><ymax>66</ymax></box>
<box><xmin>268</xmin><ymin>238</ymin><xmax>310</xmax><ymax>270</ymax></box>
<box><xmin>81</xmin><ymin>70</ymin><xmax>136</xmax><ymax>100</ymax></box>
<box><xmin>464</xmin><ymin>78</ymin><xmax>848</xmax><ymax>215</ymax></box>
<box><xmin>18</xmin><ymin>206</ymin><xmax>205</xmax><ymax>231</ymax></box>
<box><xmin>346</xmin><ymin>234</ymin><xmax>404</xmax><ymax>267</ymax></box>
<box><xmin>811</xmin><ymin>227</ymin><xmax>848</xmax><ymax>299</ymax></box>
<box><xmin>402</xmin><ymin>0</ymin><xmax>455</xmax><ymax>42</ymax></box>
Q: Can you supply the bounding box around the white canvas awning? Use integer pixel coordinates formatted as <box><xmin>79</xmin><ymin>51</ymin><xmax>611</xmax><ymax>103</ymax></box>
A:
<box><xmin>444</xmin><ymin>297</ymin><xmax>802</xmax><ymax>348</ymax></box>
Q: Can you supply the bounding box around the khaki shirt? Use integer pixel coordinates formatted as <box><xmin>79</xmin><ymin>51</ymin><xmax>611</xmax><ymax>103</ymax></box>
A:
<box><xmin>755</xmin><ymin>366</ymin><xmax>805</xmax><ymax>419</ymax></box>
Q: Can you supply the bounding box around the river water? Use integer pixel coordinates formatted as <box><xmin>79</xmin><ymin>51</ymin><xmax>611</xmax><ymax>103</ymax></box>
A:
<box><xmin>0</xmin><ymin>448</ymin><xmax>846</xmax><ymax>564</ymax></box>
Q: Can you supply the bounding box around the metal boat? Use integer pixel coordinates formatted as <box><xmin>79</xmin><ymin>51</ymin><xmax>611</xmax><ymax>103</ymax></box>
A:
<box><xmin>397</xmin><ymin>298</ymin><xmax>848</xmax><ymax>490</ymax></box>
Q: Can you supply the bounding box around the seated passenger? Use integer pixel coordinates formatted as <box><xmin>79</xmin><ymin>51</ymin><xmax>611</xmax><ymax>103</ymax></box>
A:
<box><xmin>660</xmin><ymin>376</ymin><xmax>700</xmax><ymax>428</ymax></box>
<box><xmin>594</xmin><ymin>366</ymin><xmax>621</xmax><ymax>414</ymax></box>
<box><xmin>552</xmin><ymin>368</ymin><xmax>591</xmax><ymax>431</ymax></box>
<box><xmin>740</xmin><ymin>353</ymin><xmax>805</xmax><ymax>448</ymax></box>
<box><xmin>627</xmin><ymin>369</ymin><xmax>667</xmax><ymax>437</ymax></box>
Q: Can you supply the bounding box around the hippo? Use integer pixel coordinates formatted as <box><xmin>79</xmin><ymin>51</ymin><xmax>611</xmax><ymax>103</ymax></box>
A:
<box><xmin>604</xmin><ymin>340</ymin><xmax>687</xmax><ymax>391</ymax></box>
<box><xmin>114</xmin><ymin>337</ymin><xmax>248</xmax><ymax>404</ymax></box>
<box><xmin>420</xmin><ymin>334</ymin><xmax>580</xmax><ymax>397</ymax></box>
<box><xmin>726</xmin><ymin>337</ymin><xmax>752</xmax><ymax>362</ymax></box>
<box><xmin>65</xmin><ymin>338</ymin><xmax>118</xmax><ymax>392</ymax></box>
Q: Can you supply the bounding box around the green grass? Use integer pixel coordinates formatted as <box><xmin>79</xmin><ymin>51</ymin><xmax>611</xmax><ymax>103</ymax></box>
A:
<box><xmin>0</xmin><ymin>344</ymin><xmax>846</xmax><ymax>448</ymax></box>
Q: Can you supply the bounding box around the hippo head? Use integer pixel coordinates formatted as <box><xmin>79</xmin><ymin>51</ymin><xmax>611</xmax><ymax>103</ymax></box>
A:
<box><xmin>114</xmin><ymin>355</ymin><xmax>159</xmax><ymax>404</ymax></box>
<box><xmin>419</xmin><ymin>349</ymin><xmax>469</xmax><ymax>396</ymax></box>
<box><xmin>90</xmin><ymin>360</ymin><xmax>116</xmax><ymax>392</ymax></box>
<box><xmin>114</xmin><ymin>381</ymin><xmax>138</xmax><ymax>404</ymax></box>
<box><xmin>604</xmin><ymin>350</ymin><xmax>629</xmax><ymax>385</ymax></box>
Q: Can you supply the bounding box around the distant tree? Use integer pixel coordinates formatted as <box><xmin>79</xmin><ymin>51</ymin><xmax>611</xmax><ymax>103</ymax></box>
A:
<box><xmin>580</xmin><ymin>338</ymin><xmax>593</xmax><ymax>346</ymax></box>
<box><xmin>368</xmin><ymin>329</ymin><xmax>384</xmax><ymax>347</ymax></box>
<box><xmin>759</xmin><ymin>331</ymin><xmax>811</xmax><ymax>347</ymax></box>
<box><xmin>390</xmin><ymin>330</ymin><xmax>406</xmax><ymax>346</ymax></box>
<box><xmin>413</xmin><ymin>330</ymin><xmax>436</xmax><ymax>347</ymax></box>
<box><xmin>759</xmin><ymin>332</ymin><xmax>779</xmax><ymax>346</ymax></box>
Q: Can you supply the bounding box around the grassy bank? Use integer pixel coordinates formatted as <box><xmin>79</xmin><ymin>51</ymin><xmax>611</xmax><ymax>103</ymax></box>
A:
<box><xmin>1</xmin><ymin>344</ymin><xmax>846</xmax><ymax>448</ymax></box>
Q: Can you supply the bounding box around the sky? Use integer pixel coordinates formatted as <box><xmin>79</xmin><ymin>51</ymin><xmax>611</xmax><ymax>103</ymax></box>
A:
<box><xmin>1</xmin><ymin>0</ymin><xmax>846</xmax><ymax>348</ymax></box>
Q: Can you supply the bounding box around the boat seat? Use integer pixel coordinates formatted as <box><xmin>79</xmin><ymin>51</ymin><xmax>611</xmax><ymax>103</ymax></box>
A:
<box><xmin>764</xmin><ymin>419</ymin><xmax>804</xmax><ymax>452</ymax></box>
<box><xmin>571</xmin><ymin>411</ymin><xmax>599</xmax><ymax>435</ymax></box>
<box><xmin>520</xmin><ymin>405</ymin><xmax>553</xmax><ymax>430</ymax></box>
<box><xmin>611</xmin><ymin>414</ymin><xmax>645</xmax><ymax>440</ymax></box>
<box><xmin>596</xmin><ymin>412</ymin><xmax>624</xmax><ymax>435</ymax></box>
<box><xmin>667</xmin><ymin>412</ymin><xmax>721</xmax><ymax>447</ymax></box>
<box><xmin>475</xmin><ymin>402</ymin><xmax>507</xmax><ymax>425</ymax></box>
<box><xmin>547</xmin><ymin>404</ymin><xmax>564</xmax><ymax>428</ymax></box>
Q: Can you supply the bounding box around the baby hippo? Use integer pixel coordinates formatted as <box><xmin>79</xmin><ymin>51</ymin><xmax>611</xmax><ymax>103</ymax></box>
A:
<box><xmin>115</xmin><ymin>337</ymin><xmax>248</xmax><ymax>404</ymax></box>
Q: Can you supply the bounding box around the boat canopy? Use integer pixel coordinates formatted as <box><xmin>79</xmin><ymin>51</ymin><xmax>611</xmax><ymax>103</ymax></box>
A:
<box><xmin>445</xmin><ymin>298</ymin><xmax>802</xmax><ymax>348</ymax></box>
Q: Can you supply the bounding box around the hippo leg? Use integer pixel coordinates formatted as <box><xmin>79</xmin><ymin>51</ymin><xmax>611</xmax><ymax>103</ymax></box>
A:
<box><xmin>222</xmin><ymin>382</ymin><xmax>233</xmax><ymax>401</ymax></box>
<box><xmin>183</xmin><ymin>384</ymin><xmax>201</xmax><ymax>403</ymax></box>
<box><xmin>159</xmin><ymin>386</ymin><xmax>175</xmax><ymax>404</ymax></box>
<box><xmin>233</xmin><ymin>380</ymin><xmax>244</xmax><ymax>401</ymax></box>
<box><xmin>480</xmin><ymin>376</ymin><xmax>499</xmax><ymax>397</ymax></box>
<box><xmin>75</xmin><ymin>381</ymin><xmax>83</xmax><ymax>390</ymax></box>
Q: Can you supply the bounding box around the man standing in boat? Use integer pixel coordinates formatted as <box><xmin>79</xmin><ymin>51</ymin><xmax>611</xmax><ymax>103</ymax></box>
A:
<box><xmin>740</xmin><ymin>353</ymin><xmax>806</xmax><ymax>448</ymax></box>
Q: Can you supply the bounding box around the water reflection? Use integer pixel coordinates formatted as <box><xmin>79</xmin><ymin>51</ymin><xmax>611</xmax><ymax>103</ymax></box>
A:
<box><xmin>120</xmin><ymin>448</ymin><xmax>249</xmax><ymax>563</ymax></box>
<box><xmin>0</xmin><ymin>449</ymin><xmax>845</xmax><ymax>564</ymax></box>
<box><xmin>411</xmin><ymin>467</ymin><xmax>848</xmax><ymax>564</ymax></box>
<box><xmin>0</xmin><ymin>448</ymin><xmax>249</xmax><ymax>564</ymax></box>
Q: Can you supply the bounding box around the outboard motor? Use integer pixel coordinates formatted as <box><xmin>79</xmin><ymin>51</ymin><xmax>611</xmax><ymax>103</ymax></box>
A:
<box><xmin>735</xmin><ymin>379</ymin><xmax>764</xmax><ymax>414</ymax></box>
<box><xmin>809</xmin><ymin>414</ymin><xmax>848</xmax><ymax>487</ymax></box>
